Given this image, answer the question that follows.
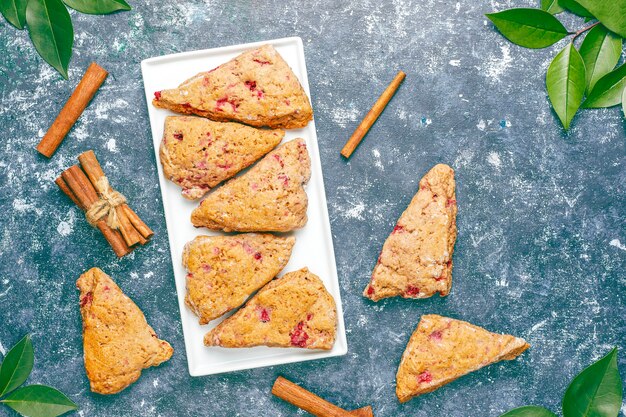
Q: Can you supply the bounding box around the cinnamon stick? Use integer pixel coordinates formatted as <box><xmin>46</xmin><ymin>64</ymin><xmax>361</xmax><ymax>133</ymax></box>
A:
<box><xmin>37</xmin><ymin>63</ymin><xmax>108</xmax><ymax>158</ymax></box>
<box><xmin>340</xmin><ymin>70</ymin><xmax>406</xmax><ymax>159</ymax></box>
<box><xmin>78</xmin><ymin>150</ymin><xmax>145</xmax><ymax>247</ymax></box>
<box><xmin>55</xmin><ymin>176</ymin><xmax>83</xmax><ymax>209</ymax></box>
<box><xmin>59</xmin><ymin>166</ymin><xmax>131</xmax><ymax>258</ymax></box>
<box><xmin>272</xmin><ymin>377</ymin><xmax>374</xmax><ymax>417</ymax></box>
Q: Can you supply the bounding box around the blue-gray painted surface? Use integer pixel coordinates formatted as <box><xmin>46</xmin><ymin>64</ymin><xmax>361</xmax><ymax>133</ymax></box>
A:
<box><xmin>0</xmin><ymin>1</ymin><xmax>624</xmax><ymax>416</ymax></box>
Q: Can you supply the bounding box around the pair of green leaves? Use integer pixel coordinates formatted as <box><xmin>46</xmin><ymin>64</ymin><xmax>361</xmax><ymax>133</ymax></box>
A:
<box><xmin>487</xmin><ymin>1</ymin><xmax>626</xmax><ymax>130</ymax></box>
<box><xmin>501</xmin><ymin>348</ymin><xmax>623</xmax><ymax>417</ymax></box>
<box><xmin>0</xmin><ymin>335</ymin><xmax>76</xmax><ymax>417</ymax></box>
<box><xmin>0</xmin><ymin>0</ymin><xmax>131</xmax><ymax>79</ymax></box>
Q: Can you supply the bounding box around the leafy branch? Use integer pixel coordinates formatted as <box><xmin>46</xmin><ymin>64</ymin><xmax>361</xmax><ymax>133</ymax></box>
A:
<box><xmin>487</xmin><ymin>0</ymin><xmax>626</xmax><ymax>130</ymax></box>
<box><xmin>0</xmin><ymin>335</ymin><xmax>76</xmax><ymax>417</ymax></box>
<box><xmin>500</xmin><ymin>348</ymin><xmax>623</xmax><ymax>417</ymax></box>
<box><xmin>0</xmin><ymin>0</ymin><xmax>131</xmax><ymax>79</ymax></box>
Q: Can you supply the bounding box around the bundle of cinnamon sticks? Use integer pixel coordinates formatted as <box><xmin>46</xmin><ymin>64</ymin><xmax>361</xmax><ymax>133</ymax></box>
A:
<box><xmin>56</xmin><ymin>150</ymin><xmax>153</xmax><ymax>257</ymax></box>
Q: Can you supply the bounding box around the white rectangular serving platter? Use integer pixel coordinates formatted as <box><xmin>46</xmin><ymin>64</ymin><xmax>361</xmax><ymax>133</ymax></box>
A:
<box><xmin>141</xmin><ymin>37</ymin><xmax>347</xmax><ymax>376</ymax></box>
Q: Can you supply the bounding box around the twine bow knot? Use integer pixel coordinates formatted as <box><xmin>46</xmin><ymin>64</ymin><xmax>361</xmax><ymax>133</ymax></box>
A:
<box><xmin>85</xmin><ymin>177</ymin><xmax>127</xmax><ymax>229</ymax></box>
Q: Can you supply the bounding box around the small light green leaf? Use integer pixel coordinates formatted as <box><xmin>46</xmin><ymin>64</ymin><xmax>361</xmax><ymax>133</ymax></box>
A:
<box><xmin>575</xmin><ymin>0</ymin><xmax>626</xmax><ymax>37</ymax></box>
<box><xmin>0</xmin><ymin>335</ymin><xmax>34</xmax><ymax>397</ymax></box>
<box><xmin>62</xmin><ymin>0</ymin><xmax>131</xmax><ymax>15</ymax></box>
<box><xmin>579</xmin><ymin>24</ymin><xmax>622</xmax><ymax>93</ymax></box>
<box><xmin>0</xmin><ymin>0</ymin><xmax>28</xmax><ymax>29</ymax></box>
<box><xmin>1</xmin><ymin>385</ymin><xmax>77</xmax><ymax>417</ymax></box>
<box><xmin>562</xmin><ymin>348</ymin><xmax>623</xmax><ymax>417</ymax></box>
<box><xmin>26</xmin><ymin>0</ymin><xmax>74</xmax><ymax>79</ymax></box>
<box><xmin>559</xmin><ymin>0</ymin><xmax>593</xmax><ymax>17</ymax></box>
<box><xmin>501</xmin><ymin>405</ymin><xmax>558</xmax><ymax>417</ymax></box>
<box><xmin>583</xmin><ymin>63</ymin><xmax>626</xmax><ymax>108</ymax></box>
<box><xmin>546</xmin><ymin>43</ymin><xmax>586</xmax><ymax>130</ymax></box>
<box><xmin>541</xmin><ymin>0</ymin><xmax>565</xmax><ymax>15</ymax></box>
<box><xmin>622</xmin><ymin>86</ymin><xmax>626</xmax><ymax>118</ymax></box>
<box><xmin>486</xmin><ymin>8</ymin><xmax>569</xmax><ymax>49</ymax></box>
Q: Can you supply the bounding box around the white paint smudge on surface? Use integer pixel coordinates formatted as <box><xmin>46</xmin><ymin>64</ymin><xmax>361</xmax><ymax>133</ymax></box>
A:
<box><xmin>344</xmin><ymin>202</ymin><xmax>366</xmax><ymax>220</ymax></box>
<box><xmin>331</xmin><ymin>107</ymin><xmax>360</xmax><ymax>128</ymax></box>
<box><xmin>449</xmin><ymin>59</ymin><xmax>461</xmax><ymax>67</ymax></box>
<box><xmin>609</xmin><ymin>239</ymin><xmax>626</xmax><ymax>251</ymax></box>
<box><xmin>487</xmin><ymin>152</ymin><xmax>502</xmax><ymax>168</ymax></box>
<box><xmin>485</xmin><ymin>44</ymin><xmax>513</xmax><ymax>82</ymax></box>
<box><xmin>372</xmin><ymin>149</ymin><xmax>384</xmax><ymax>171</ymax></box>
<box><xmin>106</xmin><ymin>138</ymin><xmax>118</xmax><ymax>152</ymax></box>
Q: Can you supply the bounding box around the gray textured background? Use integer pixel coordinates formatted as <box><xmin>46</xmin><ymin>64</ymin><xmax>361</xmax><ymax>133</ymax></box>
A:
<box><xmin>0</xmin><ymin>0</ymin><xmax>625</xmax><ymax>416</ymax></box>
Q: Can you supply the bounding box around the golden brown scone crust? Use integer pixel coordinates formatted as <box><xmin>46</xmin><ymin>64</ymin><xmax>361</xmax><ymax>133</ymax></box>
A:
<box><xmin>364</xmin><ymin>164</ymin><xmax>457</xmax><ymax>301</ymax></box>
<box><xmin>77</xmin><ymin>268</ymin><xmax>173</xmax><ymax>395</ymax></box>
<box><xmin>191</xmin><ymin>138</ymin><xmax>311</xmax><ymax>232</ymax></box>
<box><xmin>182</xmin><ymin>234</ymin><xmax>295</xmax><ymax>324</ymax></box>
<box><xmin>152</xmin><ymin>45</ymin><xmax>313</xmax><ymax>129</ymax></box>
<box><xmin>160</xmin><ymin>116</ymin><xmax>284</xmax><ymax>200</ymax></box>
<box><xmin>396</xmin><ymin>314</ymin><xmax>530</xmax><ymax>403</ymax></box>
<box><xmin>204</xmin><ymin>268</ymin><xmax>337</xmax><ymax>350</ymax></box>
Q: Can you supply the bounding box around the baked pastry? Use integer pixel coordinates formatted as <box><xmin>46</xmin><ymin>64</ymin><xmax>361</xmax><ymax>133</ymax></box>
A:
<box><xmin>160</xmin><ymin>116</ymin><xmax>284</xmax><ymax>199</ymax></box>
<box><xmin>152</xmin><ymin>45</ymin><xmax>313</xmax><ymax>129</ymax></box>
<box><xmin>77</xmin><ymin>268</ymin><xmax>173</xmax><ymax>395</ymax></box>
<box><xmin>204</xmin><ymin>268</ymin><xmax>337</xmax><ymax>350</ymax></box>
<box><xmin>183</xmin><ymin>234</ymin><xmax>295</xmax><ymax>324</ymax></box>
<box><xmin>396</xmin><ymin>314</ymin><xmax>529</xmax><ymax>402</ymax></box>
<box><xmin>363</xmin><ymin>164</ymin><xmax>457</xmax><ymax>301</ymax></box>
<box><xmin>191</xmin><ymin>138</ymin><xmax>311</xmax><ymax>232</ymax></box>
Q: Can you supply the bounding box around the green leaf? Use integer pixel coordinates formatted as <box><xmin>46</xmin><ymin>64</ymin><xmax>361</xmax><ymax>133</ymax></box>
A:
<box><xmin>579</xmin><ymin>24</ymin><xmax>622</xmax><ymax>93</ymax></box>
<box><xmin>622</xmin><ymin>86</ymin><xmax>626</xmax><ymax>118</ymax></box>
<box><xmin>575</xmin><ymin>0</ymin><xmax>626</xmax><ymax>37</ymax></box>
<box><xmin>62</xmin><ymin>0</ymin><xmax>131</xmax><ymax>15</ymax></box>
<box><xmin>1</xmin><ymin>385</ymin><xmax>77</xmax><ymax>417</ymax></box>
<box><xmin>25</xmin><ymin>0</ymin><xmax>74</xmax><ymax>79</ymax></box>
<box><xmin>583</xmin><ymin>63</ymin><xmax>626</xmax><ymax>108</ymax></box>
<box><xmin>0</xmin><ymin>0</ymin><xmax>28</xmax><ymax>29</ymax></box>
<box><xmin>0</xmin><ymin>335</ymin><xmax>34</xmax><ymax>397</ymax></box>
<box><xmin>559</xmin><ymin>0</ymin><xmax>593</xmax><ymax>17</ymax></box>
<box><xmin>541</xmin><ymin>0</ymin><xmax>565</xmax><ymax>15</ymax></box>
<box><xmin>562</xmin><ymin>348</ymin><xmax>623</xmax><ymax>417</ymax></box>
<box><xmin>546</xmin><ymin>43</ymin><xmax>586</xmax><ymax>130</ymax></box>
<box><xmin>501</xmin><ymin>405</ymin><xmax>558</xmax><ymax>417</ymax></box>
<box><xmin>486</xmin><ymin>8</ymin><xmax>569</xmax><ymax>49</ymax></box>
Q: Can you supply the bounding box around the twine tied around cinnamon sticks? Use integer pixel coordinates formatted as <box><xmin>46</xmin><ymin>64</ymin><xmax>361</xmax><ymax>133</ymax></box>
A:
<box><xmin>85</xmin><ymin>177</ymin><xmax>127</xmax><ymax>229</ymax></box>
<box><xmin>56</xmin><ymin>150</ymin><xmax>153</xmax><ymax>257</ymax></box>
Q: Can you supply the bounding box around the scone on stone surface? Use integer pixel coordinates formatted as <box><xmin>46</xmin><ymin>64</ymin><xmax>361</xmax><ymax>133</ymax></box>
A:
<box><xmin>183</xmin><ymin>234</ymin><xmax>295</xmax><ymax>324</ymax></box>
<box><xmin>363</xmin><ymin>164</ymin><xmax>457</xmax><ymax>301</ymax></box>
<box><xmin>191</xmin><ymin>138</ymin><xmax>311</xmax><ymax>232</ymax></box>
<box><xmin>396</xmin><ymin>314</ymin><xmax>529</xmax><ymax>403</ymax></box>
<box><xmin>152</xmin><ymin>45</ymin><xmax>313</xmax><ymax>129</ymax></box>
<box><xmin>77</xmin><ymin>268</ymin><xmax>173</xmax><ymax>395</ymax></box>
<box><xmin>160</xmin><ymin>116</ymin><xmax>284</xmax><ymax>200</ymax></box>
<box><xmin>204</xmin><ymin>268</ymin><xmax>337</xmax><ymax>350</ymax></box>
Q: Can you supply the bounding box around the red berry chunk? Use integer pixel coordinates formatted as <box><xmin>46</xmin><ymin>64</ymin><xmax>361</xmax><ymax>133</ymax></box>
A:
<box><xmin>406</xmin><ymin>286</ymin><xmax>420</xmax><ymax>296</ymax></box>
<box><xmin>245</xmin><ymin>80</ymin><xmax>257</xmax><ymax>90</ymax></box>
<box><xmin>80</xmin><ymin>292</ymin><xmax>93</xmax><ymax>307</ymax></box>
<box><xmin>392</xmin><ymin>225</ymin><xmax>404</xmax><ymax>234</ymax></box>
<box><xmin>446</xmin><ymin>199</ymin><xmax>457</xmax><ymax>208</ymax></box>
<box><xmin>154</xmin><ymin>91</ymin><xmax>162</xmax><ymax>100</ymax></box>
<box><xmin>290</xmin><ymin>322</ymin><xmax>309</xmax><ymax>347</ymax></box>
<box><xmin>173</xmin><ymin>132</ymin><xmax>183</xmax><ymax>141</ymax></box>
<box><xmin>367</xmin><ymin>286</ymin><xmax>375</xmax><ymax>295</ymax></box>
<box><xmin>273</xmin><ymin>154</ymin><xmax>284</xmax><ymax>168</ymax></box>
<box><xmin>418</xmin><ymin>371</ymin><xmax>433</xmax><ymax>383</ymax></box>
<box><xmin>254</xmin><ymin>252</ymin><xmax>262</xmax><ymax>261</ymax></box>
<box><xmin>253</xmin><ymin>58</ymin><xmax>271</xmax><ymax>65</ymax></box>
<box><xmin>306</xmin><ymin>313</ymin><xmax>313</xmax><ymax>321</ymax></box>
<box><xmin>259</xmin><ymin>308</ymin><xmax>270</xmax><ymax>323</ymax></box>
<box><xmin>429</xmin><ymin>330</ymin><xmax>443</xmax><ymax>341</ymax></box>
<box><xmin>278</xmin><ymin>174</ymin><xmax>289</xmax><ymax>187</ymax></box>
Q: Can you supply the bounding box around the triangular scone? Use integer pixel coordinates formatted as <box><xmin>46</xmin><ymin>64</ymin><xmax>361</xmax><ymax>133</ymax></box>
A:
<box><xmin>152</xmin><ymin>45</ymin><xmax>313</xmax><ymax>129</ymax></box>
<box><xmin>191</xmin><ymin>138</ymin><xmax>311</xmax><ymax>232</ymax></box>
<box><xmin>204</xmin><ymin>268</ymin><xmax>337</xmax><ymax>350</ymax></box>
<box><xmin>363</xmin><ymin>164</ymin><xmax>457</xmax><ymax>301</ymax></box>
<box><xmin>396</xmin><ymin>315</ymin><xmax>529</xmax><ymax>403</ymax></box>
<box><xmin>183</xmin><ymin>234</ymin><xmax>295</xmax><ymax>324</ymax></box>
<box><xmin>77</xmin><ymin>268</ymin><xmax>173</xmax><ymax>395</ymax></box>
<box><xmin>160</xmin><ymin>116</ymin><xmax>284</xmax><ymax>200</ymax></box>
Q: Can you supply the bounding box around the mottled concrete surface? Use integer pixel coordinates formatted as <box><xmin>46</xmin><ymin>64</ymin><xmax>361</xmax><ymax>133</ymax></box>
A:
<box><xmin>0</xmin><ymin>1</ymin><xmax>625</xmax><ymax>416</ymax></box>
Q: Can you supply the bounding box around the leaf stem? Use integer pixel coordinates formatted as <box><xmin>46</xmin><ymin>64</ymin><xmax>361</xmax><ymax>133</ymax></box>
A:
<box><xmin>571</xmin><ymin>21</ymin><xmax>600</xmax><ymax>41</ymax></box>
